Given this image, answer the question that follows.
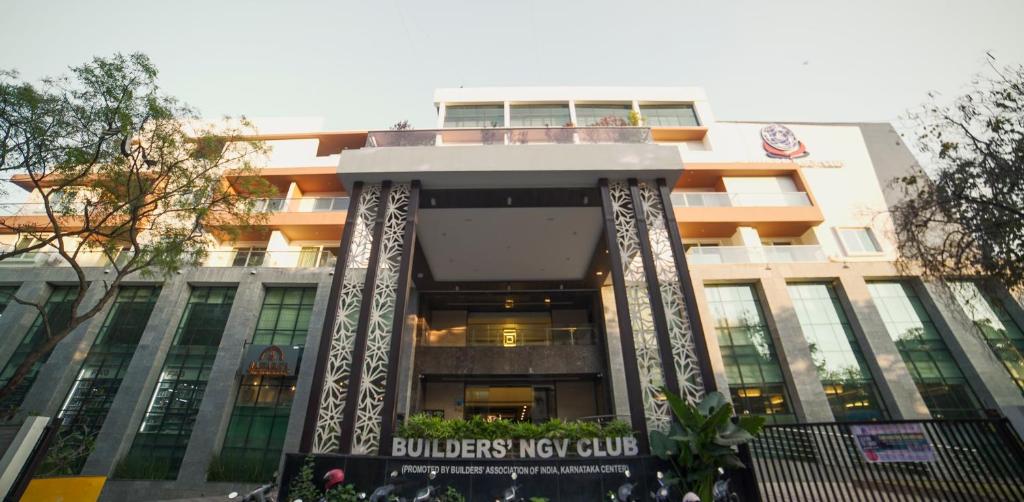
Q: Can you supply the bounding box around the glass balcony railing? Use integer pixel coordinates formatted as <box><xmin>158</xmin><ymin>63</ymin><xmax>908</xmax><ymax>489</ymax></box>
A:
<box><xmin>0</xmin><ymin>249</ymin><xmax>339</xmax><ymax>269</ymax></box>
<box><xmin>365</xmin><ymin>127</ymin><xmax>652</xmax><ymax>147</ymax></box>
<box><xmin>686</xmin><ymin>245</ymin><xmax>827</xmax><ymax>264</ymax></box>
<box><xmin>254</xmin><ymin>197</ymin><xmax>350</xmax><ymax>213</ymax></box>
<box><xmin>671</xmin><ymin>192</ymin><xmax>812</xmax><ymax>207</ymax></box>
<box><xmin>418</xmin><ymin>322</ymin><xmax>598</xmax><ymax>347</ymax></box>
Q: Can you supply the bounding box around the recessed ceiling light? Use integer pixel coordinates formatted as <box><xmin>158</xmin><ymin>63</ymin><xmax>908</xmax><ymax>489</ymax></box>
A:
<box><xmin>596</xmin><ymin>271</ymin><xmax>604</xmax><ymax>276</ymax></box>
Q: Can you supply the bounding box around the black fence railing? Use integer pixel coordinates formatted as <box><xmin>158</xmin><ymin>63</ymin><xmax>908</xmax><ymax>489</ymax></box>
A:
<box><xmin>747</xmin><ymin>419</ymin><xmax>1024</xmax><ymax>501</ymax></box>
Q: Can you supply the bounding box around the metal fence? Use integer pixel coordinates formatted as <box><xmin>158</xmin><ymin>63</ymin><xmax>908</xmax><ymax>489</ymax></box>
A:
<box><xmin>747</xmin><ymin>419</ymin><xmax>1024</xmax><ymax>501</ymax></box>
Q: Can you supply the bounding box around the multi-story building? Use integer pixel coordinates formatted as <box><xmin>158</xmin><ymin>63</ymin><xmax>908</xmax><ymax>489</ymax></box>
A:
<box><xmin>1</xmin><ymin>87</ymin><xmax>1023</xmax><ymax>501</ymax></box>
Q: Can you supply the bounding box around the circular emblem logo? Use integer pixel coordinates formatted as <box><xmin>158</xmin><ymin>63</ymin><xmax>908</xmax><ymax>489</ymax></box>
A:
<box><xmin>761</xmin><ymin>124</ymin><xmax>800</xmax><ymax>152</ymax></box>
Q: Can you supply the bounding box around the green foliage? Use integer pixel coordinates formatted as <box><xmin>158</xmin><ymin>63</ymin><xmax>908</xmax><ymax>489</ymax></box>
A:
<box><xmin>528</xmin><ymin>498</ymin><xmax>550</xmax><ymax>502</ymax></box>
<box><xmin>287</xmin><ymin>457</ymin><xmax>322</xmax><ymax>502</ymax></box>
<box><xmin>396</xmin><ymin>414</ymin><xmax>633</xmax><ymax>441</ymax></box>
<box><xmin>628</xmin><ymin>110</ymin><xmax>643</xmax><ymax>126</ymax></box>
<box><xmin>36</xmin><ymin>426</ymin><xmax>96</xmax><ymax>477</ymax></box>
<box><xmin>0</xmin><ymin>53</ymin><xmax>273</xmax><ymax>403</ymax></box>
<box><xmin>440</xmin><ymin>486</ymin><xmax>466</xmax><ymax>502</ymax></box>
<box><xmin>325</xmin><ymin>483</ymin><xmax>362</xmax><ymax>502</ymax></box>
<box><xmin>893</xmin><ymin>60</ymin><xmax>1024</xmax><ymax>291</ymax></box>
<box><xmin>649</xmin><ymin>388</ymin><xmax>765</xmax><ymax>501</ymax></box>
<box><xmin>206</xmin><ymin>452</ymin><xmax>274</xmax><ymax>483</ymax></box>
<box><xmin>112</xmin><ymin>451</ymin><xmax>176</xmax><ymax>480</ymax></box>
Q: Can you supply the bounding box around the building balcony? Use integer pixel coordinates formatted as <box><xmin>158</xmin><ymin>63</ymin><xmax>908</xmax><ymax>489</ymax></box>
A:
<box><xmin>365</xmin><ymin>127</ymin><xmax>652</xmax><ymax>147</ymax></box>
<box><xmin>254</xmin><ymin>196</ymin><xmax>350</xmax><ymax>213</ymax></box>
<box><xmin>671</xmin><ymin>191</ymin><xmax>812</xmax><ymax>208</ymax></box>
<box><xmin>685</xmin><ymin>245</ymin><xmax>827</xmax><ymax>265</ymax></box>
<box><xmin>204</xmin><ymin>249</ymin><xmax>337</xmax><ymax>269</ymax></box>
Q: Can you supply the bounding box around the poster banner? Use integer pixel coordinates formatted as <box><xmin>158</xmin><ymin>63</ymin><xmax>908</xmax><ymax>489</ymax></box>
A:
<box><xmin>850</xmin><ymin>423</ymin><xmax>936</xmax><ymax>463</ymax></box>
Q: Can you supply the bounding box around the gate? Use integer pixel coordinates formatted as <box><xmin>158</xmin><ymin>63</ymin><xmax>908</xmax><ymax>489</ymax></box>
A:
<box><xmin>747</xmin><ymin>419</ymin><xmax>1024</xmax><ymax>501</ymax></box>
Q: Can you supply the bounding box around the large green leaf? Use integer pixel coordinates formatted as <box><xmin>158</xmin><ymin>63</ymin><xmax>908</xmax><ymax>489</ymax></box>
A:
<box><xmin>714</xmin><ymin>428</ymin><xmax>754</xmax><ymax>446</ymax></box>
<box><xmin>649</xmin><ymin>430</ymin><xmax>678</xmax><ymax>459</ymax></box>
<box><xmin>664</xmin><ymin>386</ymin><xmax>703</xmax><ymax>429</ymax></box>
<box><xmin>717</xmin><ymin>453</ymin><xmax>746</xmax><ymax>470</ymax></box>
<box><xmin>737</xmin><ymin>415</ymin><xmax>766</xmax><ymax>435</ymax></box>
<box><xmin>697</xmin><ymin>391</ymin><xmax>729</xmax><ymax>416</ymax></box>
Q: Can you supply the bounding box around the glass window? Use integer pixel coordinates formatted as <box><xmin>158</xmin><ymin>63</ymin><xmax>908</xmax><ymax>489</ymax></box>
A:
<box><xmin>574</xmin><ymin>104</ymin><xmax>632</xmax><ymax>127</ymax></box>
<box><xmin>0</xmin><ymin>285</ymin><xmax>78</xmax><ymax>411</ymax></box>
<box><xmin>867</xmin><ymin>281</ymin><xmax>983</xmax><ymax>418</ymax></box>
<box><xmin>704</xmin><ymin>284</ymin><xmax>795</xmax><ymax>424</ymax></box>
<box><xmin>443</xmin><ymin>105</ymin><xmax>504</xmax><ymax>128</ymax></box>
<box><xmin>788</xmin><ymin>283</ymin><xmax>888</xmax><ymax>421</ymax></box>
<box><xmin>509</xmin><ymin>104</ymin><xmax>571</xmax><ymax>127</ymax></box>
<box><xmin>122</xmin><ymin>286</ymin><xmax>235</xmax><ymax>479</ymax></box>
<box><xmin>252</xmin><ymin>287</ymin><xmax>316</xmax><ymax>346</ymax></box>
<box><xmin>837</xmin><ymin>228</ymin><xmax>881</xmax><ymax>254</ymax></box>
<box><xmin>0</xmin><ymin>285</ymin><xmax>17</xmax><ymax>317</ymax></box>
<box><xmin>218</xmin><ymin>375</ymin><xmax>295</xmax><ymax>482</ymax></box>
<box><xmin>640</xmin><ymin>104</ymin><xmax>699</xmax><ymax>127</ymax></box>
<box><xmin>41</xmin><ymin>286</ymin><xmax>160</xmax><ymax>476</ymax></box>
<box><xmin>950</xmin><ymin>281</ymin><xmax>1024</xmax><ymax>394</ymax></box>
<box><xmin>232</xmin><ymin>247</ymin><xmax>265</xmax><ymax>267</ymax></box>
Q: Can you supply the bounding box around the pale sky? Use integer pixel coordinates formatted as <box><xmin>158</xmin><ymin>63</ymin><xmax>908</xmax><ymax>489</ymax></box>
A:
<box><xmin>2</xmin><ymin>0</ymin><xmax>1023</xmax><ymax>131</ymax></box>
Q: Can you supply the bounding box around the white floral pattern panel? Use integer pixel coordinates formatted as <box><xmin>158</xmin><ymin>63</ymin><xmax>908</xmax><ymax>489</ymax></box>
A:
<box><xmin>312</xmin><ymin>184</ymin><xmax>381</xmax><ymax>453</ymax></box>
<box><xmin>351</xmin><ymin>183</ymin><xmax>411</xmax><ymax>454</ymax></box>
<box><xmin>638</xmin><ymin>181</ymin><xmax>705</xmax><ymax>405</ymax></box>
<box><xmin>608</xmin><ymin>180</ymin><xmax>671</xmax><ymax>433</ymax></box>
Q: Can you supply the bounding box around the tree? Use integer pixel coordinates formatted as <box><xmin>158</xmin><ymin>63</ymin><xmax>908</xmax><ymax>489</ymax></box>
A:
<box><xmin>892</xmin><ymin>60</ymin><xmax>1024</xmax><ymax>293</ymax></box>
<box><xmin>389</xmin><ymin>120</ymin><xmax>413</xmax><ymax>130</ymax></box>
<box><xmin>0</xmin><ymin>53</ymin><xmax>271</xmax><ymax>408</ymax></box>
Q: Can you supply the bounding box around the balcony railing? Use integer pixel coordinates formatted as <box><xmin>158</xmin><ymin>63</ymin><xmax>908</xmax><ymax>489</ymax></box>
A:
<box><xmin>365</xmin><ymin>127</ymin><xmax>652</xmax><ymax>147</ymax></box>
<box><xmin>254</xmin><ymin>196</ymin><xmax>350</xmax><ymax>213</ymax></box>
<box><xmin>671</xmin><ymin>192</ymin><xmax>812</xmax><ymax>207</ymax></box>
<box><xmin>0</xmin><ymin>249</ymin><xmax>338</xmax><ymax>269</ymax></box>
<box><xmin>205</xmin><ymin>250</ymin><xmax>337</xmax><ymax>269</ymax></box>
<box><xmin>418</xmin><ymin>322</ymin><xmax>598</xmax><ymax>347</ymax></box>
<box><xmin>686</xmin><ymin>245</ymin><xmax>827</xmax><ymax>264</ymax></box>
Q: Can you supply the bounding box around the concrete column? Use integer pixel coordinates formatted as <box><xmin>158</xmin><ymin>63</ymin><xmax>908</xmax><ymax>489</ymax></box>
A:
<box><xmin>280</xmin><ymin>273</ymin><xmax>334</xmax><ymax>458</ymax></box>
<box><xmin>266</xmin><ymin>230</ymin><xmax>293</xmax><ymax>268</ymax></box>
<box><xmin>18</xmin><ymin>281</ymin><xmax>113</xmax><ymax>418</ymax></box>
<box><xmin>836</xmin><ymin>274</ymin><xmax>930</xmax><ymax>419</ymax></box>
<box><xmin>0</xmin><ymin>282</ymin><xmax>50</xmax><ymax>372</ymax></box>
<box><xmin>600</xmin><ymin>285</ymin><xmax>630</xmax><ymax>418</ymax></box>
<box><xmin>758</xmin><ymin>276</ymin><xmax>834</xmax><ymax>422</ymax></box>
<box><xmin>919</xmin><ymin>281</ymin><xmax>1024</xmax><ymax>417</ymax></box>
<box><xmin>81</xmin><ymin>275</ymin><xmax>190</xmax><ymax>476</ymax></box>
<box><xmin>285</xmin><ymin>181</ymin><xmax>303</xmax><ymax>213</ymax></box>
<box><xmin>177</xmin><ymin>272</ymin><xmax>265</xmax><ymax>484</ymax></box>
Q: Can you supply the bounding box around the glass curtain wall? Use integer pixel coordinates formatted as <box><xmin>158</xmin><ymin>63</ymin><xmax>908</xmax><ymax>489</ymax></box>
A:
<box><xmin>120</xmin><ymin>286</ymin><xmax>236</xmax><ymax>479</ymax></box>
<box><xmin>788</xmin><ymin>283</ymin><xmax>888</xmax><ymax>421</ymax></box>
<box><xmin>950</xmin><ymin>281</ymin><xmax>1024</xmax><ymax>394</ymax></box>
<box><xmin>574</xmin><ymin>104</ymin><xmax>632</xmax><ymax>127</ymax></box>
<box><xmin>215</xmin><ymin>287</ymin><xmax>315</xmax><ymax>482</ymax></box>
<box><xmin>0</xmin><ymin>285</ymin><xmax>78</xmax><ymax>411</ymax></box>
<box><xmin>40</xmin><ymin>286</ymin><xmax>161</xmax><ymax>475</ymax></box>
<box><xmin>639</xmin><ymin>104</ymin><xmax>699</xmax><ymax>126</ymax></box>
<box><xmin>705</xmin><ymin>285</ymin><xmax>795</xmax><ymax>424</ymax></box>
<box><xmin>867</xmin><ymin>281</ymin><xmax>983</xmax><ymax>418</ymax></box>
<box><xmin>0</xmin><ymin>285</ymin><xmax>17</xmax><ymax>316</ymax></box>
<box><xmin>509</xmin><ymin>104</ymin><xmax>571</xmax><ymax>127</ymax></box>
<box><xmin>443</xmin><ymin>105</ymin><xmax>504</xmax><ymax>128</ymax></box>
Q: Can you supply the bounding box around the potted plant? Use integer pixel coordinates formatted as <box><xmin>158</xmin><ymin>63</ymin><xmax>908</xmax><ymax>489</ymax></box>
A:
<box><xmin>649</xmin><ymin>389</ymin><xmax>765</xmax><ymax>501</ymax></box>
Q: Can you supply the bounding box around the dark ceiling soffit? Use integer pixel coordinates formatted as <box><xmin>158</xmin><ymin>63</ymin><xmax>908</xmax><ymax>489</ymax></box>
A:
<box><xmin>419</xmin><ymin>188</ymin><xmax>600</xmax><ymax>209</ymax></box>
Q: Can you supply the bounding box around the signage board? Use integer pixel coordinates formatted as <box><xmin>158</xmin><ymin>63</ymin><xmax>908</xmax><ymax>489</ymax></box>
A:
<box><xmin>392</xmin><ymin>436</ymin><xmax>640</xmax><ymax>459</ymax></box>
<box><xmin>850</xmin><ymin>423</ymin><xmax>936</xmax><ymax>463</ymax></box>
<box><xmin>241</xmin><ymin>344</ymin><xmax>301</xmax><ymax>377</ymax></box>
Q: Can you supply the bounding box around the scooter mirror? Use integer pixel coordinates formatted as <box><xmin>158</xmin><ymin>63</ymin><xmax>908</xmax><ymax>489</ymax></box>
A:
<box><xmin>295</xmin><ymin>499</ymin><xmax>304</xmax><ymax>502</ymax></box>
<box><xmin>511</xmin><ymin>472</ymin><xmax>517</xmax><ymax>481</ymax></box>
<box><xmin>624</xmin><ymin>469</ymin><xmax>631</xmax><ymax>478</ymax></box>
<box><xmin>227</xmin><ymin>492</ymin><xmax>239</xmax><ymax>499</ymax></box>
<box><xmin>657</xmin><ymin>471</ymin><xmax>663</xmax><ymax>480</ymax></box>
<box><xmin>391</xmin><ymin>470</ymin><xmax>399</xmax><ymax>478</ymax></box>
<box><xmin>429</xmin><ymin>470</ymin><xmax>437</xmax><ymax>480</ymax></box>
<box><xmin>358</xmin><ymin>493</ymin><xmax>366</xmax><ymax>500</ymax></box>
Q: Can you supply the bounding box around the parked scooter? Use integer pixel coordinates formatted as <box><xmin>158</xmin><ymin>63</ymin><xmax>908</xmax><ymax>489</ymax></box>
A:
<box><xmin>498</xmin><ymin>472</ymin><xmax>524</xmax><ymax>502</ymax></box>
<box><xmin>612</xmin><ymin>470</ymin><xmax>638</xmax><ymax>501</ymax></box>
<box><xmin>650</xmin><ymin>471</ymin><xmax>670</xmax><ymax>502</ymax></box>
<box><xmin>411</xmin><ymin>470</ymin><xmax>441</xmax><ymax>502</ymax></box>
<box><xmin>711</xmin><ymin>468</ymin><xmax>739</xmax><ymax>502</ymax></box>
<box><xmin>369</xmin><ymin>471</ymin><xmax>403</xmax><ymax>502</ymax></box>
<box><xmin>228</xmin><ymin>483</ymin><xmax>276</xmax><ymax>502</ymax></box>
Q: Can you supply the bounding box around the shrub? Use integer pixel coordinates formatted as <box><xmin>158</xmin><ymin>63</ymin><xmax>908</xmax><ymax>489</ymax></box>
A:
<box><xmin>396</xmin><ymin>415</ymin><xmax>634</xmax><ymax>440</ymax></box>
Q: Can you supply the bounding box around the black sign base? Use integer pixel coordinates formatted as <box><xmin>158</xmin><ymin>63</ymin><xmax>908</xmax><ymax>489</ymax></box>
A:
<box><xmin>281</xmin><ymin>453</ymin><xmax>672</xmax><ymax>501</ymax></box>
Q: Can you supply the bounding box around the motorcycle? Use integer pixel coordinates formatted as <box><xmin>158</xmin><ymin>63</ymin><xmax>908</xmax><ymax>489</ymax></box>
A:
<box><xmin>411</xmin><ymin>470</ymin><xmax>441</xmax><ymax>502</ymax></box>
<box><xmin>368</xmin><ymin>470</ymin><xmax>403</xmax><ymax>502</ymax></box>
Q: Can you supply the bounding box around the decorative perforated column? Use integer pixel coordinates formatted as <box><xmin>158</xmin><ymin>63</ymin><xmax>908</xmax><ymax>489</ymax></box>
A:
<box><xmin>601</xmin><ymin>179</ymin><xmax>708</xmax><ymax>442</ymax></box>
<box><xmin>305</xmin><ymin>181</ymin><xmax>418</xmax><ymax>454</ymax></box>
